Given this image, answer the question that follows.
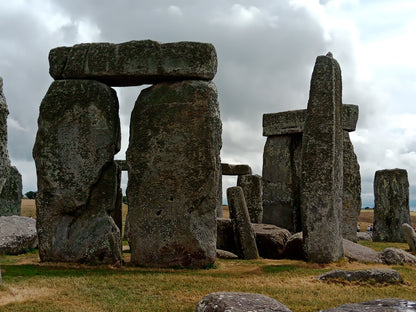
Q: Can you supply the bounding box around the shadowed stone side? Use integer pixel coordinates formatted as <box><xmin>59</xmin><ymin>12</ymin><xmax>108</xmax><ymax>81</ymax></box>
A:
<box><xmin>49</xmin><ymin>40</ymin><xmax>217</xmax><ymax>86</ymax></box>
<box><xmin>0</xmin><ymin>77</ymin><xmax>11</xmax><ymax>195</ymax></box>
<box><xmin>262</xmin><ymin>134</ymin><xmax>302</xmax><ymax>233</ymax></box>
<box><xmin>0</xmin><ymin>166</ymin><xmax>22</xmax><ymax>216</ymax></box>
<box><xmin>127</xmin><ymin>80</ymin><xmax>221</xmax><ymax>268</ymax></box>
<box><xmin>237</xmin><ymin>174</ymin><xmax>263</xmax><ymax>223</ymax></box>
<box><xmin>227</xmin><ymin>187</ymin><xmax>259</xmax><ymax>259</ymax></box>
<box><xmin>373</xmin><ymin>169</ymin><xmax>410</xmax><ymax>242</ymax></box>
<box><xmin>33</xmin><ymin>79</ymin><xmax>122</xmax><ymax>264</ymax></box>
<box><xmin>342</xmin><ymin>131</ymin><xmax>361</xmax><ymax>242</ymax></box>
<box><xmin>300</xmin><ymin>54</ymin><xmax>344</xmax><ymax>263</ymax></box>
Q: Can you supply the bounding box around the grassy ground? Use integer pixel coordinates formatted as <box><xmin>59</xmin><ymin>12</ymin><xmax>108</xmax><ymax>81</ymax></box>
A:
<box><xmin>1</xmin><ymin>201</ymin><xmax>416</xmax><ymax>311</ymax></box>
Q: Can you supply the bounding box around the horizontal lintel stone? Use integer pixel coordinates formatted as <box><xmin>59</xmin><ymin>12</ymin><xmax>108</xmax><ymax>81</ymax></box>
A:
<box><xmin>263</xmin><ymin>104</ymin><xmax>358</xmax><ymax>136</ymax></box>
<box><xmin>221</xmin><ymin>163</ymin><xmax>252</xmax><ymax>176</ymax></box>
<box><xmin>49</xmin><ymin>40</ymin><xmax>217</xmax><ymax>86</ymax></box>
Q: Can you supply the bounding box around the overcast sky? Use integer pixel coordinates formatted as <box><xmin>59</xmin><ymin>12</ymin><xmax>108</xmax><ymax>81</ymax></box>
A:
<box><xmin>1</xmin><ymin>0</ymin><xmax>416</xmax><ymax>208</ymax></box>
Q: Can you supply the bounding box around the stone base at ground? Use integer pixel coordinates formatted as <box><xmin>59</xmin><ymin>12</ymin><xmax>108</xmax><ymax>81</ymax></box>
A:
<box><xmin>252</xmin><ymin>223</ymin><xmax>290</xmax><ymax>259</ymax></box>
<box><xmin>0</xmin><ymin>216</ymin><xmax>37</xmax><ymax>254</ymax></box>
<box><xmin>0</xmin><ymin>166</ymin><xmax>22</xmax><ymax>216</ymax></box>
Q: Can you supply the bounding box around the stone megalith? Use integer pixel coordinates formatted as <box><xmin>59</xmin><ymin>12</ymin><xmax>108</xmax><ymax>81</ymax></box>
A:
<box><xmin>342</xmin><ymin>131</ymin><xmax>361</xmax><ymax>242</ymax></box>
<box><xmin>373</xmin><ymin>169</ymin><xmax>410</xmax><ymax>242</ymax></box>
<box><xmin>300</xmin><ymin>53</ymin><xmax>344</xmax><ymax>263</ymax></box>
<box><xmin>237</xmin><ymin>174</ymin><xmax>263</xmax><ymax>223</ymax></box>
<box><xmin>402</xmin><ymin>223</ymin><xmax>416</xmax><ymax>251</ymax></box>
<box><xmin>33</xmin><ymin>79</ymin><xmax>122</xmax><ymax>264</ymax></box>
<box><xmin>226</xmin><ymin>186</ymin><xmax>259</xmax><ymax>259</ymax></box>
<box><xmin>127</xmin><ymin>80</ymin><xmax>221</xmax><ymax>268</ymax></box>
<box><xmin>0</xmin><ymin>166</ymin><xmax>22</xmax><ymax>216</ymax></box>
<box><xmin>0</xmin><ymin>77</ymin><xmax>11</xmax><ymax>196</ymax></box>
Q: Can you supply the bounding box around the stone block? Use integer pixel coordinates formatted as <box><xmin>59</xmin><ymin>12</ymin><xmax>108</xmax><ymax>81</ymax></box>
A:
<box><xmin>127</xmin><ymin>80</ymin><xmax>221</xmax><ymax>268</ymax></box>
<box><xmin>0</xmin><ymin>166</ymin><xmax>22</xmax><ymax>216</ymax></box>
<box><xmin>251</xmin><ymin>223</ymin><xmax>290</xmax><ymax>259</ymax></box>
<box><xmin>0</xmin><ymin>216</ymin><xmax>38</xmax><ymax>255</ymax></box>
<box><xmin>49</xmin><ymin>40</ymin><xmax>217</xmax><ymax>86</ymax></box>
<box><xmin>221</xmin><ymin>163</ymin><xmax>252</xmax><ymax>175</ymax></box>
<box><xmin>237</xmin><ymin>174</ymin><xmax>263</xmax><ymax>223</ymax></box>
<box><xmin>402</xmin><ymin>223</ymin><xmax>416</xmax><ymax>251</ymax></box>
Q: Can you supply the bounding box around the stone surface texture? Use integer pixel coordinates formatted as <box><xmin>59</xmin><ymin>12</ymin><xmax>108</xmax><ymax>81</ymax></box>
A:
<box><xmin>49</xmin><ymin>40</ymin><xmax>217</xmax><ymax>86</ymax></box>
<box><xmin>373</xmin><ymin>169</ymin><xmax>410</xmax><ymax>242</ymax></box>
<box><xmin>300</xmin><ymin>54</ymin><xmax>344</xmax><ymax>263</ymax></box>
<box><xmin>127</xmin><ymin>80</ymin><xmax>221</xmax><ymax>268</ymax></box>
<box><xmin>195</xmin><ymin>292</ymin><xmax>293</xmax><ymax>312</ymax></box>
<box><xmin>342</xmin><ymin>131</ymin><xmax>361</xmax><ymax>242</ymax></box>
<box><xmin>0</xmin><ymin>77</ymin><xmax>11</xmax><ymax>201</ymax></box>
<box><xmin>33</xmin><ymin>79</ymin><xmax>122</xmax><ymax>264</ymax></box>
<box><xmin>0</xmin><ymin>216</ymin><xmax>38</xmax><ymax>254</ymax></box>
<box><xmin>221</xmin><ymin>163</ymin><xmax>252</xmax><ymax>175</ymax></box>
<box><xmin>379</xmin><ymin>247</ymin><xmax>416</xmax><ymax>265</ymax></box>
<box><xmin>0</xmin><ymin>166</ymin><xmax>22</xmax><ymax>216</ymax></box>
<box><xmin>402</xmin><ymin>223</ymin><xmax>416</xmax><ymax>251</ymax></box>
<box><xmin>343</xmin><ymin>239</ymin><xmax>381</xmax><ymax>264</ymax></box>
<box><xmin>262</xmin><ymin>134</ymin><xmax>302</xmax><ymax>233</ymax></box>
<box><xmin>321</xmin><ymin>299</ymin><xmax>416</xmax><ymax>312</ymax></box>
<box><xmin>216</xmin><ymin>249</ymin><xmax>238</xmax><ymax>259</ymax></box>
<box><xmin>251</xmin><ymin>223</ymin><xmax>291</xmax><ymax>259</ymax></box>
<box><xmin>318</xmin><ymin>269</ymin><xmax>402</xmax><ymax>283</ymax></box>
<box><xmin>227</xmin><ymin>186</ymin><xmax>259</xmax><ymax>259</ymax></box>
<box><xmin>237</xmin><ymin>174</ymin><xmax>263</xmax><ymax>223</ymax></box>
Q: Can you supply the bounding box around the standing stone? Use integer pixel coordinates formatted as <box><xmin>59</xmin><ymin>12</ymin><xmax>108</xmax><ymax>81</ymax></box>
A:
<box><xmin>342</xmin><ymin>131</ymin><xmax>361</xmax><ymax>242</ymax></box>
<box><xmin>300</xmin><ymin>54</ymin><xmax>344</xmax><ymax>263</ymax></box>
<box><xmin>237</xmin><ymin>174</ymin><xmax>263</xmax><ymax>223</ymax></box>
<box><xmin>262</xmin><ymin>134</ymin><xmax>302</xmax><ymax>232</ymax></box>
<box><xmin>0</xmin><ymin>166</ymin><xmax>22</xmax><ymax>216</ymax></box>
<box><xmin>226</xmin><ymin>186</ymin><xmax>259</xmax><ymax>259</ymax></box>
<box><xmin>33</xmin><ymin>79</ymin><xmax>122</xmax><ymax>264</ymax></box>
<box><xmin>127</xmin><ymin>80</ymin><xmax>221</xmax><ymax>268</ymax></box>
<box><xmin>0</xmin><ymin>77</ymin><xmax>11</xmax><ymax>195</ymax></box>
<box><xmin>401</xmin><ymin>223</ymin><xmax>416</xmax><ymax>251</ymax></box>
<box><xmin>373</xmin><ymin>169</ymin><xmax>410</xmax><ymax>242</ymax></box>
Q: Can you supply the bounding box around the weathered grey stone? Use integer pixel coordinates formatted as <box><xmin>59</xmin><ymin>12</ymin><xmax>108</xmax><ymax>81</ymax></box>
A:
<box><xmin>342</xmin><ymin>131</ymin><xmax>361</xmax><ymax>242</ymax></box>
<box><xmin>127</xmin><ymin>80</ymin><xmax>221</xmax><ymax>268</ymax></box>
<box><xmin>373</xmin><ymin>169</ymin><xmax>410</xmax><ymax>242</ymax></box>
<box><xmin>402</xmin><ymin>223</ymin><xmax>416</xmax><ymax>251</ymax></box>
<box><xmin>49</xmin><ymin>40</ymin><xmax>217</xmax><ymax>86</ymax></box>
<box><xmin>379</xmin><ymin>247</ymin><xmax>416</xmax><ymax>265</ymax></box>
<box><xmin>321</xmin><ymin>299</ymin><xmax>416</xmax><ymax>312</ymax></box>
<box><xmin>221</xmin><ymin>163</ymin><xmax>252</xmax><ymax>175</ymax></box>
<box><xmin>237</xmin><ymin>174</ymin><xmax>263</xmax><ymax>223</ymax></box>
<box><xmin>262</xmin><ymin>134</ymin><xmax>302</xmax><ymax>233</ymax></box>
<box><xmin>0</xmin><ymin>216</ymin><xmax>38</xmax><ymax>255</ymax></box>
<box><xmin>357</xmin><ymin>231</ymin><xmax>372</xmax><ymax>241</ymax></box>
<box><xmin>300</xmin><ymin>54</ymin><xmax>344</xmax><ymax>263</ymax></box>
<box><xmin>227</xmin><ymin>187</ymin><xmax>259</xmax><ymax>259</ymax></box>
<box><xmin>343</xmin><ymin>239</ymin><xmax>381</xmax><ymax>263</ymax></box>
<box><xmin>252</xmin><ymin>223</ymin><xmax>290</xmax><ymax>259</ymax></box>
<box><xmin>0</xmin><ymin>166</ymin><xmax>22</xmax><ymax>216</ymax></box>
<box><xmin>0</xmin><ymin>77</ymin><xmax>11</xmax><ymax>195</ymax></box>
<box><xmin>284</xmin><ymin>232</ymin><xmax>305</xmax><ymax>260</ymax></box>
<box><xmin>216</xmin><ymin>218</ymin><xmax>236</xmax><ymax>254</ymax></box>
<box><xmin>263</xmin><ymin>104</ymin><xmax>358</xmax><ymax>136</ymax></box>
<box><xmin>33</xmin><ymin>79</ymin><xmax>122</xmax><ymax>264</ymax></box>
<box><xmin>216</xmin><ymin>249</ymin><xmax>238</xmax><ymax>259</ymax></box>
<box><xmin>195</xmin><ymin>292</ymin><xmax>293</xmax><ymax>312</ymax></box>
<box><xmin>318</xmin><ymin>269</ymin><xmax>402</xmax><ymax>283</ymax></box>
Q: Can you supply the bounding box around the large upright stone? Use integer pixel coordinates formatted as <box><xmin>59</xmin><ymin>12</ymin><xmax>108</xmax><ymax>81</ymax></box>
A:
<box><xmin>373</xmin><ymin>169</ymin><xmax>410</xmax><ymax>242</ymax></box>
<box><xmin>0</xmin><ymin>77</ymin><xmax>11</xmax><ymax>194</ymax></box>
<box><xmin>49</xmin><ymin>40</ymin><xmax>217</xmax><ymax>86</ymax></box>
<box><xmin>127</xmin><ymin>80</ymin><xmax>221</xmax><ymax>268</ymax></box>
<box><xmin>0</xmin><ymin>166</ymin><xmax>22</xmax><ymax>216</ymax></box>
<box><xmin>33</xmin><ymin>79</ymin><xmax>122</xmax><ymax>264</ymax></box>
<box><xmin>237</xmin><ymin>174</ymin><xmax>263</xmax><ymax>223</ymax></box>
<box><xmin>342</xmin><ymin>131</ymin><xmax>361</xmax><ymax>242</ymax></box>
<box><xmin>300</xmin><ymin>54</ymin><xmax>344</xmax><ymax>263</ymax></box>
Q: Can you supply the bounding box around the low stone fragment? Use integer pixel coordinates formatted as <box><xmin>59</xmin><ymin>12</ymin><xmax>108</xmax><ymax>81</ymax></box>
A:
<box><xmin>49</xmin><ymin>40</ymin><xmax>217</xmax><ymax>86</ymax></box>
<box><xmin>284</xmin><ymin>232</ymin><xmax>305</xmax><ymax>260</ymax></box>
<box><xmin>195</xmin><ymin>292</ymin><xmax>293</xmax><ymax>312</ymax></box>
<box><xmin>357</xmin><ymin>231</ymin><xmax>372</xmax><ymax>241</ymax></box>
<box><xmin>318</xmin><ymin>269</ymin><xmax>402</xmax><ymax>283</ymax></box>
<box><xmin>0</xmin><ymin>216</ymin><xmax>38</xmax><ymax>255</ymax></box>
<box><xmin>221</xmin><ymin>163</ymin><xmax>252</xmax><ymax>175</ymax></box>
<box><xmin>252</xmin><ymin>223</ymin><xmax>290</xmax><ymax>259</ymax></box>
<box><xmin>237</xmin><ymin>174</ymin><xmax>263</xmax><ymax>223</ymax></box>
<box><xmin>402</xmin><ymin>223</ymin><xmax>416</xmax><ymax>251</ymax></box>
<box><xmin>227</xmin><ymin>187</ymin><xmax>259</xmax><ymax>259</ymax></box>
<box><xmin>343</xmin><ymin>239</ymin><xmax>381</xmax><ymax>264</ymax></box>
<box><xmin>0</xmin><ymin>166</ymin><xmax>22</xmax><ymax>216</ymax></box>
<box><xmin>321</xmin><ymin>298</ymin><xmax>416</xmax><ymax>312</ymax></box>
<box><xmin>379</xmin><ymin>247</ymin><xmax>416</xmax><ymax>265</ymax></box>
<box><xmin>216</xmin><ymin>249</ymin><xmax>238</xmax><ymax>259</ymax></box>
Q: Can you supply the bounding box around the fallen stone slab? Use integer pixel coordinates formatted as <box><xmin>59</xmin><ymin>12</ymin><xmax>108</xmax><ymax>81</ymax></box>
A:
<box><xmin>318</xmin><ymin>269</ymin><xmax>402</xmax><ymax>283</ymax></box>
<box><xmin>195</xmin><ymin>292</ymin><xmax>292</xmax><ymax>312</ymax></box>
<box><xmin>49</xmin><ymin>40</ymin><xmax>217</xmax><ymax>86</ymax></box>
<box><xmin>343</xmin><ymin>239</ymin><xmax>381</xmax><ymax>264</ymax></box>
<box><xmin>252</xmin><ymin>223</ymin><xmax>290</xmax><ymax>259</ymax></box>
<box><xmin>221</xmin><ymin>163</ymin><xmax>252</xmax><ymax>175</ymax></box>
<box><xmin>216</xmin><ymin>249</ymin><xmax>238</xmax><ymax>259</ymax></box>
<box><xmin>0</xmin><ymin>216</ymin><xmax>38</xmax><ymax>255</ymax></box>
<box><xmin>379</xmin><ymin>247</ymin><xmax>416</xmax><ymax>265</ymax></box>
<box><xmin>320</xmin><ymin>298</ymin><xmax>416</xmax><ymax>311</ymax></box>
